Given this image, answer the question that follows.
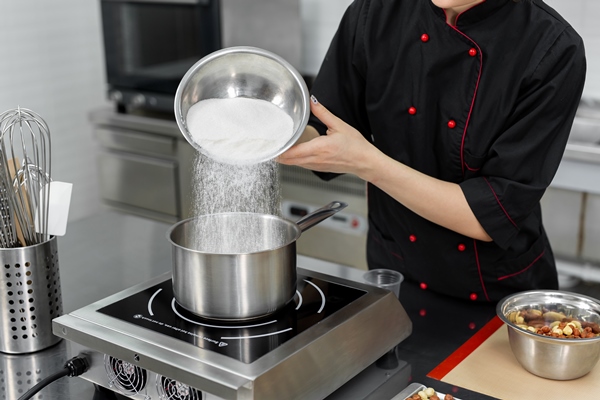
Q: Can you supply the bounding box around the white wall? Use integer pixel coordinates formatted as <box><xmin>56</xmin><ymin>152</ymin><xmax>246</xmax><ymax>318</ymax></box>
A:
<box><xmin>547</xmin><ymin>0</ymin><xmax>600</xmax><ymax>99</ymax></box>
<box><xmin>0</xmin><ymin>1</ymin><xmax>108</xmax><ymax>223</ymax></box>
<box><xmin>300</xmin><ymin>0</ymin><xmax>354</xmax><ymax>76</ymax></box>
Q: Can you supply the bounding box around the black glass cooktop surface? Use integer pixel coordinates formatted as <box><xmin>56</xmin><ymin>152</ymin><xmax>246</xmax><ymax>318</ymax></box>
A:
<box><xmin>98</xmin><ymin>275</ymin><xmax>366</xmax><ymax>364</ymax></box>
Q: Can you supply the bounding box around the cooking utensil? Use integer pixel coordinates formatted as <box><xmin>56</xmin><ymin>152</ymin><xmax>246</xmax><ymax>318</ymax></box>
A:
<box><xmin>0</xmin><ymin>159</ymin><xmax>18</xmax><ymax>248</ymax></box>
<box><xmin>0</xmin><ymin>108</ymin><xmax>52</xmax><ymax>246</ymax></box>
<box><xmin>168</xmin><ymin>201</ymin><xmax>347</xmax><ymax>320</ymax></box>
<box><xmin>497</xmin><ymin>290</ymin><xmax>600</xmax><ymax>380</ymax></box>
<box><xmin>174</xmin><ymin>46</ymin><xmax>310</xmax><ymax>164</ymax></box>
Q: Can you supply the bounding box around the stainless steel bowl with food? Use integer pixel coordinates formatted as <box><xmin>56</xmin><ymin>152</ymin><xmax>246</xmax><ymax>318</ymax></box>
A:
<box><xmin>497</xmin><ymin>290</ymin><xmax>600</xmax><ymax>380</ymax></box>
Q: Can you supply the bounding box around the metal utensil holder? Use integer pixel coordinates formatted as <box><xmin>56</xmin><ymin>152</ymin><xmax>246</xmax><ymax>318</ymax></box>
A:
<box><xmin>0</xmin><ymin>236</ymin><xmax>62</xmax><ymax>354</ymax></box>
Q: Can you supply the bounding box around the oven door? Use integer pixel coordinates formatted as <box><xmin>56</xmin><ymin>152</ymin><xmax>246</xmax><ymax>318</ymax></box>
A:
<box><xmin>100</xmin><ymin>0</ymin><xmax>220</xmax><ymax>100</ymax></box>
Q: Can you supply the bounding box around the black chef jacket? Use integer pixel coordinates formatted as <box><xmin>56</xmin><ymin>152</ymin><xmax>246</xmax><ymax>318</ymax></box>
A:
<box><xmin>309</xmin><ymin>0</ymin><xmax>586</xmax><ymax>302</ymax></box>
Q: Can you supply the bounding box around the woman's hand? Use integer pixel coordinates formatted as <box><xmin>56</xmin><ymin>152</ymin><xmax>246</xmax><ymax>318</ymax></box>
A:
<box><xmin>277</xmin><ymin>96</ymin><xmax>380</xmax><ymax>180</ymax></box>
<box><xmin>277</xmin><ymin>96</ymin><xmax>492</xmax><ymax>242</ymax></box>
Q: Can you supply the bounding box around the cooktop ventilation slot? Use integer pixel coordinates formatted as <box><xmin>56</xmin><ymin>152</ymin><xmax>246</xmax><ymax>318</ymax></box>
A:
<box><xmin>157</xmin><ymin>375</ymin><xmax>203</xmax><ymax>400</ymax></box>
<box><xmin>104</xmin><ymin>355</ymin><xmax>148</xmax><ymax>396</ymax></box>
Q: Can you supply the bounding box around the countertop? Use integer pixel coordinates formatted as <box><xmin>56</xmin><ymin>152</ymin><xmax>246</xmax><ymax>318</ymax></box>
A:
<box><xmin>0</xmin><ymin>210</ymin><xmax>504</xmax><ymax>400</ymax></box>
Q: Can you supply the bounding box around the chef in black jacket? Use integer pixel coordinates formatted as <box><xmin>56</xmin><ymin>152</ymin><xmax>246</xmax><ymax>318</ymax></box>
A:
<box><xmin>278</xmin><ymin>0</ymin><xmax>586</xmax><ymax>302</ymax></box>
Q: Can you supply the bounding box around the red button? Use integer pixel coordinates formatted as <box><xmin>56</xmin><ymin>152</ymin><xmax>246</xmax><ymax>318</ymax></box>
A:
<box><xmin>447</xmin><ymin>120</ymin><xmax>456</xmax><ymax>129</ymax></box>
<box><xmin>420</xmin><ymin>282</ymin><xmax>428</xmax><ymax>290</ymax></box>
<box><xmin>408</xmin><ymin>106</ymin><xmax>417</xmax><ymax>115</ymax></box>
<box><xmin>469</xmin><ymin>48</ymin><xmax>477</xmax><ymax>57</ymax></box>
<box><xmin>409</xmin><ymin>234</ymin><xmax>417</xmax><ymax>242</ymax></box>
<box><xmin>421</xmin><ymin>33</ymin><xmax>429</xmax><ymax>42</ymax></box>
<box><xmin>457</xmin><ymin>243</ymin><xmax>466</xmax><ymax>251</ymax></box>
<box><xmin>469</xmin><ymin>293</ymin><xmax>478</xmax><ymax>301</ymax></box>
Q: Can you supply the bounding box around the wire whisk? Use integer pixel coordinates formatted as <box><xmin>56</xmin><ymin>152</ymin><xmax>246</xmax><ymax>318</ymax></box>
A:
<box><xmin>0</xmin><ymin>107</ymin><xmax>52</xmax><ymax>247</ymax></box>
<box><xmin>0</xmin><ymin>160</ymin><xmax>18</xmax><ymax>248</ymax></box>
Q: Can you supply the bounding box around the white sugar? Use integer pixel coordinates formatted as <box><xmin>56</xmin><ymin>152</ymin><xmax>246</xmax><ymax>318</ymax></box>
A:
<box><xmin>192</xmin><ymin>154</ymin><xmax>281</xmax><ymax>217</ymax></box>
<box><xmin>187</xmin><ymin>97</ymin><xmax>291</xmax><ymax>253</ymax></box>
<box><xmin>191</xmin><ymin>154</ymin><xmax>284</xmax><ymax>254</ymax></box>
<box><xmin>186</xmin><ymin>97</ymin><xmax>294</xmax><ymax>165</ymax></box>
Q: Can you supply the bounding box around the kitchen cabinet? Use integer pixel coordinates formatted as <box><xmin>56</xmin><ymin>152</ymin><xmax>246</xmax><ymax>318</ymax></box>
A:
<box><xmin>89</xmin><ymin>108</ymin><xmax>195</xmax><ymax>223</ymax></box>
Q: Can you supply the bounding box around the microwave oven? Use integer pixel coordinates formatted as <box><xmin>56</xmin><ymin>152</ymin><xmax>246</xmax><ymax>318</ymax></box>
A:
<box><xmin>100</xmin><ymin>0</ymin><xmax>221</xmax><ymax>113</ymax></box>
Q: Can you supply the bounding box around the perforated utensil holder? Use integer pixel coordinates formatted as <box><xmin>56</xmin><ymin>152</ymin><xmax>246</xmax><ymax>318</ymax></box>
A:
<box><xmin>0</xmin><ymin>236</ymin><xmax>62</xmax><ymax>354</ymax></box>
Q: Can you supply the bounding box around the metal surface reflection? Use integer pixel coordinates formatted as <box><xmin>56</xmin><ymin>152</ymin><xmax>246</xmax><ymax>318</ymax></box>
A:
<box><xmin>0</xmin><ymin>340</ymin><xmax>69</xmax><ymax>399</ymax></box>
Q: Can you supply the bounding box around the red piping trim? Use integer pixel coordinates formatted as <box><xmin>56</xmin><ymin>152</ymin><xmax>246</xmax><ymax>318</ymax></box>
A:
<box><xmin>447</xmin><ymin>25</ymin><xmax>483</xmax><ymax>176</ymax></box>
<box><xmin>498</xmin><ymin>251</ymin><xmax>545</xmax><ymax>281</ymax></box>
<box><xmin>483</xmin><ymin>177</ymin><xmax>518</xmax><ymax>228</ymax></box>
<box><xmin>453</xmin><ymin>0</ymin><xmax>486</xmax><ymax>27</ymax></box>
<box><xmin>473</xmin><ymin>240</ymin><xmax>490</xmax><ymax>301</ymax></box>
<box><xmin>464</xmin><ymin>161</ymin><xmax>480</xmax><ymax>172</ymax></box>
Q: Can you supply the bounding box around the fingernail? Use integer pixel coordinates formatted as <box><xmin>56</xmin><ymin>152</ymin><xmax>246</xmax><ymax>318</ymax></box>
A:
<box><xmin>310</xmin><ymin>95</ymin><xmax>318</xmax><ymax>104</ymax></box>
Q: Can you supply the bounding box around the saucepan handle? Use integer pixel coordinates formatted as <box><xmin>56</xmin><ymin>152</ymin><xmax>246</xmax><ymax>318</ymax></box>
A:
<box><xmin>295</xmin><ymin>201</ymin><xmax>348</xmax><ymax>233</ymax></box>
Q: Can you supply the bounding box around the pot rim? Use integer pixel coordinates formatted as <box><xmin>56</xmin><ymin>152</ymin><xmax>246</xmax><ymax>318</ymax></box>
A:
<box><xmin>167</xmin><ymin>212</ymin><xmax>302</xmax><ymax>255</ymax></box>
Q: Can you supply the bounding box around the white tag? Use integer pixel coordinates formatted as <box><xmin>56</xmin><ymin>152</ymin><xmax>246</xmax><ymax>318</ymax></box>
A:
<box><xmin>35</xmin><ymin>181</ymin><xmax>73</xmax><ymax>236</ymax></box>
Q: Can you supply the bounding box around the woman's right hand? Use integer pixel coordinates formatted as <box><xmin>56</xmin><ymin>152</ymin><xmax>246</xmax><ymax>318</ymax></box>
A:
<box><xmin>278</xmin><ymin>97</ymin><xmax>492</xmax><ymax>242</ymax></box>
<box><xmin>277</xmin><ymin>96</ymin><xmax>381</xmax><ymax>181</ymax></box>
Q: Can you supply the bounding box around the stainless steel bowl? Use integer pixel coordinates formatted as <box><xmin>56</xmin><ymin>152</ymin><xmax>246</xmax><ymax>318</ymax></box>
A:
<box><xmin>497</xmin><ymin>290</ymin><xmax>600</xmax><ymax>380</ymax></box>
<box><xmin>174</xmin><ymin>46</ymin><xmax>310</xmax><ymax>164</ymax></box>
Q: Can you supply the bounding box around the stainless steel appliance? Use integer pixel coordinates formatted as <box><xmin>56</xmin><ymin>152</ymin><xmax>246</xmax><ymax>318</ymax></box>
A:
<box><xmin>52</xmin><ymin>268</ymin><xmax>412</xmax><ymax>399</ymax></box>
<box><xmin>100</xmin><ymin>0</ymin><xmax>221</xmax><ymax>113</ymax></box>
<box><xmin>89</xmin><ymin>108</ymin><xmax>196</xmax><ymax>223</ymax></box>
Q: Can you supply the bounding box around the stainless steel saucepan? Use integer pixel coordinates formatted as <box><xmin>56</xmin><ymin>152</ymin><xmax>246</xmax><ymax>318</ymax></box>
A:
<box><xmin>168</xmin><ymin>201</ymin><xmax>347</xmax><ymax>320</ymax></box>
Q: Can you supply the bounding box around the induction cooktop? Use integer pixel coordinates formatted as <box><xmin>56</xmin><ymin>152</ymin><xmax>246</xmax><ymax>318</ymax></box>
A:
<box><xmin>53</xmin><ymin>267</ymin><xmax>412</xmax><ymax>400</ymax></box>
<box><xmin>97</xmin><ymin>274</ymin><xmax>366</xmax><ymax>363</ymax></box>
